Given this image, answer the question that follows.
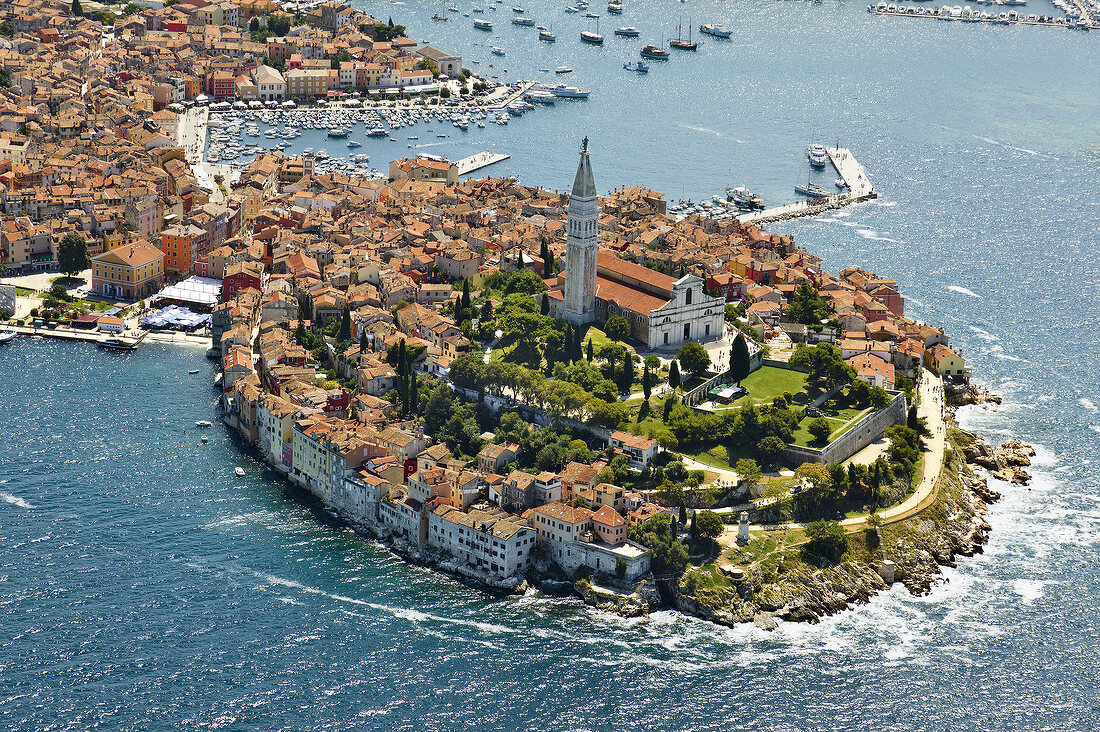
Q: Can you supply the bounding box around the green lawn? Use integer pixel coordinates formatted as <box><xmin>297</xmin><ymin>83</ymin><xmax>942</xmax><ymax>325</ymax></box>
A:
<box><xmin>713</xmin><ymin>366</ymin><xmax>811</xmax><ymax>409</ymax></box>
<box><xmin>790</xmin><ymin>405</ymin><xmax>870</xmax><ymax>447</ymax></box>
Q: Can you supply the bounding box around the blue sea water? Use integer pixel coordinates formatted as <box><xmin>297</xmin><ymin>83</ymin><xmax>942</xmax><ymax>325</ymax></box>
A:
<box><xmin>4</xmin><ymin>1</ymin><xmax>1100</xmax><ymax>729</ymax></box>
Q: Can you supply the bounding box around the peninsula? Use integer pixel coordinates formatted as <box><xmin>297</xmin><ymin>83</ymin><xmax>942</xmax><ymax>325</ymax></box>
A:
<box><xmin>0</xmin><ymin>0</ymin><xmax>1030</xmax><ymax>629</ymax></box>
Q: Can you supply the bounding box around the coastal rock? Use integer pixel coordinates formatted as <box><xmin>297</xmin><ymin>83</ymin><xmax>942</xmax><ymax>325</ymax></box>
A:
<box><xmin>575</xmin><ymin>577</ymin><xmax>660</xmax><ymax>618</ymax></box>
<box><xmin>992</xmin><ymin>466</ymin><xmax>1031</xmax><ymax>485</ymax></box>
<box><xmin>947</xmin><ymin>384</ymin><xmax>1002</xmax><ymax>407</ymax></box>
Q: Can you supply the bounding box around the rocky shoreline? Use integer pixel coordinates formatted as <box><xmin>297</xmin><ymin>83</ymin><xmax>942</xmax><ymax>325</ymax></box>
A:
<box><xmin>585</xmin><ymin>419</ymin><xmax>1033</xmax><ymax>630</ymax></box>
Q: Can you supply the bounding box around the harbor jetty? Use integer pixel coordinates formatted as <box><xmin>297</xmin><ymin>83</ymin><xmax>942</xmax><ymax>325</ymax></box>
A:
<box><xmin>455</xmin><ymin>151</ymin><xmax>511</xmax><ymax>175</ymax></box>
<box><xmin>737</xmin><ymin>146</ymin><xmax>877</xmax><ymax>226</ymax></box>
<box><xmin>868</xmin><ymin>3</ymin><xmax>1097</xmax><ymax>30</ymax></box>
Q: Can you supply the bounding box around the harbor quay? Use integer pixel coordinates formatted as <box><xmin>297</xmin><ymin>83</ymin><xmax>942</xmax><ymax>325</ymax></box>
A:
<box><xmin>867</xmin><ymin>2</ymin><xmax>1098</xmax><ymax>29</ymax></box>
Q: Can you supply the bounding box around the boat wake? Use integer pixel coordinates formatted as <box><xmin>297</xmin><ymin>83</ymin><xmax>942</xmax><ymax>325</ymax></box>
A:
<box><xmin>948</xmin><ymin>285</ymin><xmax>981</xmax><ymax>298</ymax></box>
<box><xmin>0</xmin><ymin>491</ymin><xmax>33</xmax><ymax>509</ymax></box>
<box><xmin>856</xmin><ymin>229</ymin><xmax>901</xmax><ymax>243</ymax></box>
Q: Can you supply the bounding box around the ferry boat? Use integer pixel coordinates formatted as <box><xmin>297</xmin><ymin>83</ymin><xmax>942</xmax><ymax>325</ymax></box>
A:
<box><xmin>614</xmin><ymin>26</ymin><xmax>640</xmax><ymax>36</ymax></box>
<box><xmin>623</xmin><ymin>61</ymin><xmax>649</xmax><ymax>72</ymax></box>
<box><xmin>512</xmin><ymin>15</ymin><xmax>534</xmax><ymax>24</ymax></box>
<box><xmin>699</xmin><ymin>23</ymin><xmax>731</xmax><ymax>38</ymax></box>
<box><xmin>794</xmin><ymin>181</ymin><xmax>829</xmax><ymax>197</ymax></box>
<box><xmin>555</xmin><ymin>65</ymin><xmax>574</xmax><ymax>73</ymax></box>
<box><xmin>807</xmin><ymin>142</ymin><xmax>828</xmax><ymax>168</ymax></box>
<box><xmin>554</xmin><ymin>84</ymin><xmax>591</xmax><ymax>98</ymax></box>
<box><xmin>726</xmin><ymin>185</ymin><xmax>765</xmax><ymax>210</ymax></box>
<box><xmin>473</xmin><ymin>18</ymin><xmax>493</xmax><ymax>28</ymax></box>
<box><xmin>99</xmin><ymin>337</ymin><xmax>137</xmax><ymax>351</ymax></box>
<box><xmin>640</xmin><ymin>43</ymin><xmax>671</xmax><ymax>58</ymax></box>
<box><xmin>539</xmin><ymin>28</ymin><xmax>557</xmax><ymax>40</ymax></box>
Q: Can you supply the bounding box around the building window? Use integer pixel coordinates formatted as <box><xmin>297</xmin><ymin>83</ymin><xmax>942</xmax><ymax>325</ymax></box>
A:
<box><xmin>685</xmin><ymin>288</ymin><xmax>693</xmax><ymax>305</ymax></box>
<box><xmin>684</xmin><ymin>323</ymin><xmax>690</xmax><ymax>340</ymax></box>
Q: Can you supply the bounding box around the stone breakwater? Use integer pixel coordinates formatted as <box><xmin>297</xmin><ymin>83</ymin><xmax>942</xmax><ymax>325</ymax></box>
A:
<box><xmin>665</xmin><ymin>427</ymin><xmax>1030</xmax><ymax>630</ymax></box>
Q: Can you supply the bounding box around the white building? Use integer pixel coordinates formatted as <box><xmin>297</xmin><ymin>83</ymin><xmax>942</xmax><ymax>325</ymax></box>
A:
<box><xmin>252</xmin><ymin>65</ymin><xmax>285</xmax><ymax>102</ymax></box>
<box><xmin>428</xmin><ymin>504</ymin><xmax>535</xmax><ymax>578</ymax></box>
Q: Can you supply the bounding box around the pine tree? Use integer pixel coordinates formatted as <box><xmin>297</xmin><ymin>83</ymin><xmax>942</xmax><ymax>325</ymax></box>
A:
<box><xmin>669</xmin><ymin>360</ymin><xmax>681</xmax><ymax>390</ymax></box>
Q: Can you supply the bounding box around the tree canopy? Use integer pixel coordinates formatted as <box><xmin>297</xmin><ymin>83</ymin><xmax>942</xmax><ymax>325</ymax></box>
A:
<box><xmin>57</xmin><ymin>232</ymin><xmax>89</xmax><ymax>276</ymax></box>
<box><xmin>677</xmin><ymin>342</ymin><xmax>711</xmax><ymax>377</ymax></box>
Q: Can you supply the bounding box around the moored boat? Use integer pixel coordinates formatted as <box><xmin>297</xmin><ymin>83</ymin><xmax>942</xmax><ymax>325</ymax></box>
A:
<box><xmin>726</xmin><ymin>185</ymin><xmax>765</xmax><ymax>210</ymax></box>
<box><xmin>640</xmin><ymin>43</ymin><xmax>670</xmax><ymax>58</ymax></box>
<box><xmin>623</xmin><ymin>61</ymin><xmax>649</xmax><ymax>72</ymax></box>
<box><xmin>473</xmin><ymin>17</ymin><xmax>493</xmax><ymax>28</ymax></box>
<box><xmin>794</xmin><ymin>181</ymin><xmax>829</xmax><ymax>197</ymax></box>
<box><xmin>699</xmin><ymin>23</ymin><xmax>731</xmax><ymax>38</ymax></box>
<box><xmin>539</xmin><ymin>28</ymin><xmax>557</xmax><ymax>40</ymax></box>
<box><xmin>555</xmin><ymin>65</ymin><xmax>574</xmax><ymax>73</ymax></box>
<box><xmin>807</xmin><ymin>142</ymin><xmax>828</xmax><ymax>168</ymax></box>
<box><xmin>0</xmin><ymin>329</ymin><xmax>16</xmax><ymax>344</ymax></box>
<box><xmin>99</xmin><ymin>337</ymin><xmax>137</xmax><ymax>351</ymax></box>
<box><xmin>614</xmin><ymin>25</ymin><xmax>640</xmax><ymax>36</ymax></box>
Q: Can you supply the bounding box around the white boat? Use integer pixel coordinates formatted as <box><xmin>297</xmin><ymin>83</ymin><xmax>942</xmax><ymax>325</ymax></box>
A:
<box><xmin>196</xmin><ymin>420</ymin><xmax>213</xmax><ymax>427</ymax></box>
<box><xmin>367</xmin><ymin>127</ymin><xmax>387</xmax><ymax>136</ymax></box>
<box><xmin>473</xmin><ymin>17</ymin><xmax>493</xmax><ymax>28</ymax></box>
<box><xmin>699</xmin><ymin>23</ymin><xmax>731</xmax><ymax>38</ymax></box>
<box><xmin>555</xmin><ymin>65</ymin><xmax>573</xmax><ymax>73</ymax></box>
<box><xmin>512</xmin><ymin>15</ymin><xmax>534</xmax><ymax>25</ymax></box>
<box><xmin>491</xmin><ymin>46</ymin><xmax>506</xmax><ymax>55</ymax></box>
<box><xmin>189</xmin><ymin>369</ymin><xmax>199</xmax><ymax>374</ymax></box>
<box><xmin>0</xmin><ymin>330</ymin><xmax>16</xmax><ymax>344</ymax></box>
<box><xmin>235</xmin><ymin>467</ymin><xmax>246</xmax><ymax>476</ymax></box>
<box><xmin>835</xmin><ymin>178</ymin><xmax>848</xmax><ymax>188</ymax></box>
<box><xmin>623</xmin><ymin>61</ymin><xmax>649</xmax><ymax>72</ymax></box>
<box><xmin>554</xmin><ymin>84</ymin><xmax>591</xmax><ymax>98</ymax></box>
<box><xmin>807</xmin><ymin>142</ymin><xmax>828</xmax><ymax>168</ymax></box>
<box><xmin>539</xmin><ymin>28</ymin><xmax>557</xmax><ymax>40</ymax></box>
<box><xmin>328</xmin><ymin>128</ymin><xmax>348</xmax><ymax>137</ymax></box>
<box><xmin>347</xmin><ymin>140</ymin><xmax>361</xmax><ymax>147</ymax></box>
<box><xmin>614</xmin><ymin>25</ymin><xmax>640</xmax><ymax>36</ymax></box>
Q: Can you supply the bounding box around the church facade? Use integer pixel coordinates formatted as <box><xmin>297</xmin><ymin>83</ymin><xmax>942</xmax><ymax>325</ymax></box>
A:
<box><xmin>549</xmin><ymin>141</ymin><xmax>725</xmax><ymax>350</ymax></box>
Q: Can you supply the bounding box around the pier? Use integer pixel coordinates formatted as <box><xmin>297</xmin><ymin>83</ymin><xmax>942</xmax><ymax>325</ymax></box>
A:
<box><xmin>737</xmin><ymin>147</ymin><xmax>877</xmax><ymax>226</ymax></box>
<box><xmin>487</xmin><ymin>81</ymin><xmax>538</xmax><ymax>110</ymax></box>
<box><xmin>868</xmin><ymin>6</ymin><xmax>1096</xmax><ymax>30</ymax></box>
<box><xmin>455</xmin><ymin>151</ymin><xmax>511</xmax><ymax>175</ymax></box>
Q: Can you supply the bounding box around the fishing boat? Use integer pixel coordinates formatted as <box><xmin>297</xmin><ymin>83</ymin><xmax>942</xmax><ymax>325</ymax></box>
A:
<box><xmin>98</xmin><ymin>337</ymin><xmax>137</xmax><ymax>351</ymax></box>
<box><xmin>432</xmin><ymin>12</ymin><xmax>449</xmax><ymax>20</ymax></box>
<box><xmin>669</xmin><ymin>17</ymin><xmax>697</xmax><ymax>49</ymax></box>
<box><xmin>539</xmin><ymin>27</ymin><xmax>557</xmax><ymax>40</ymax></box>
<box><xmin>555</xmin><ymin>65</ymin><xmax>574</xmax><ymax>73</ymax></box>
<box><xmin>699</xmin><ymin>23</ymin><xmax>731</xmax><ymax>38</ymax></box>
<box><xmin>623</xmin><ymin>61</ymin><xmax>649</xmax><ymax>72</ymax></box>
<box><xmin>794</xmin><ymin>181</ymin><xmax>829</xmax><ymax>197</ymax></box>
<box><xmin>640</xmin><ymin>43</ymin><xmax>670</xmax><ymax>58</ymax></box>
<box><xmin>581</xmin><ymin>17</ymin><xmax>604</xmax><ymax>43</ymax></box>
<box><xmin>614</xmin><ymin>25</ymin><xmax>640</xmax><ymax>36</ymax></box>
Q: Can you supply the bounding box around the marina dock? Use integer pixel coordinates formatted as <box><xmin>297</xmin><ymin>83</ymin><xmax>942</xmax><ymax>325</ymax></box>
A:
<box><xmin>455</xmin><ymin>151</ymin><xmax>511</xmax><ymax>175</ymax></box>
<box><xmin>868</xmin><ymin>5</ymin><xmax>1096</xmax><ymax>30</ymax></box>
<box><xmin>487</xmin><ymin>81</ymin><xmax>538</xmax><ymax>110</ymax></box>
<box><xmin>737</xmin><ymin>147</ymin><xmax>877</xmax><ymax>226</ymax></box>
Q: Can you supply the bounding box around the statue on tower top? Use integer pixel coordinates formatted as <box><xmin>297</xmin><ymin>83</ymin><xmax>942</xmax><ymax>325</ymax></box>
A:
<box><xmin>582</xmin><ymin>136</ymin><xmax>589</xmax><ymax>152</ymax></box>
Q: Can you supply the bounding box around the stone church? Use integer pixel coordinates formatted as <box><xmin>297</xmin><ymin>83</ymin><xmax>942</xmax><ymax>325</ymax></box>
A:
<box><xmin>548</xmin><ymin>140</ymin><xmax>725</xmax><ymax>350</ymax></box>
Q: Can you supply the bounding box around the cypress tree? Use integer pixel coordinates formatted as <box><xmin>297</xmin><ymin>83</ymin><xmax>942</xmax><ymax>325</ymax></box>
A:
<box><xmin>679</xmin><ymin>504</ymin><xmax>688</xmax><ymax>527</ymax></box>
<box><xmin>481</xmin><ymin>298</ymin><xmax>493</xmax><ymax>321</ymax></box>
<box><xmin>586</xmin><ymin>339</ymin><xmax>593</xmax><ymax>363</ymax></box>
<box><xmin>620</xmin><ymin>352</ymin><xmax>635</xmax><ymax>394</ymax></box>
<box><xmin>546</xmin><ymin>249</ymin><xmax>554</xmax><ymax>275</ymax></box>
<box><xmin>359</xmin><ymin>327</ymin><xmax>367</xmax><ymax>353</ymax></box>
<box><xmin>338</xmin><ymin>305</ymin><xmax>351</xmax><ymax>342</ymax></box>
<box><xmin>71</xmin><ymin>0</ymin><xmax>82</xmax><ymax>15</ymax></box>
<box><xmin>643</xmin><ymin>363</ymin><xmax>653</xmax><ymax>400</ymax></box>
<box><xmin>540</xmin><ymin>293</ymin><xmax>550</xmax><ymax>315</ymax></box>
<box><xmin>669</xmin><ymin>360</ymin><xmax>681</xmax><ymax>390</ymax></box>
<box><xmin>730</xmin><ymin>332</ymin><xmax>751</xmax><ymax>385</ymax></box>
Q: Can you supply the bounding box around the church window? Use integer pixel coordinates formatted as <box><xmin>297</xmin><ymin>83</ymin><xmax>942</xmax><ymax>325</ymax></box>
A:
<box><xmin>685</xmin><ymin>288</ymin><xmax>693</xmax><ymax>305</ymax></box>
<box><xmin>684</xmin><ymin>323</ymin><xmax>691</xmax><ymax>340</ymax></box>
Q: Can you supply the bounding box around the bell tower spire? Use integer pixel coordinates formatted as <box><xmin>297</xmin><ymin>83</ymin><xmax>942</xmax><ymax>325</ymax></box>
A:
<box><xmin>562</xmin><ymin>138</ymin><xmax>599</xmax><ymax>323</ymax></box>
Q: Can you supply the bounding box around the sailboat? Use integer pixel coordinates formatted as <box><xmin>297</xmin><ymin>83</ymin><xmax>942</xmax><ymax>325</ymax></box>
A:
<box><xmin>669</xmin><ymin>16</ymin><xmax>697</xmax><ymax>49</ymax></box>
<box><xmin>581</xmin><ymin>16</ymin><xmax>604</xmax><ymax>43</ymax></box>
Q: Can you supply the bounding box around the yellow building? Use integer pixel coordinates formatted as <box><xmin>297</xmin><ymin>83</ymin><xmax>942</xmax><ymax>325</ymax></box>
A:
<box><xmin>285</xmin><ymin>69</ymin><xmax>329</xmax><ymax>99</ymax></box>
<box><xmin>91</xmin><ymin>240</ymin><xmax>165</xmax><ymax>300</ymax></box>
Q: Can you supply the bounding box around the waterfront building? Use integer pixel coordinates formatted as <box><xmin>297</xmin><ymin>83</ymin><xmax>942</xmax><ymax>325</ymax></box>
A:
<box><xmin>428</xmin><ymin>504</ymin><xmax>535</xmax><ymax>578</ymax></box>
<box><xmin>528</xmin><ymin>501</ymin><xmax>651</xmax><ymax>579</ymax></box>
<box><xmin>90</xmin><ymin>241</ymin><xmax>165</xmax><ymax>300</ymax></box>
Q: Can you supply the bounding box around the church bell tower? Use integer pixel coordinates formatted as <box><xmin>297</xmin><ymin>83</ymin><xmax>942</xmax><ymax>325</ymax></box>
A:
<box><xmin>562</xmin><ymin>137</ymin><xmax>599</xmax><ymax>323</ymax></box>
